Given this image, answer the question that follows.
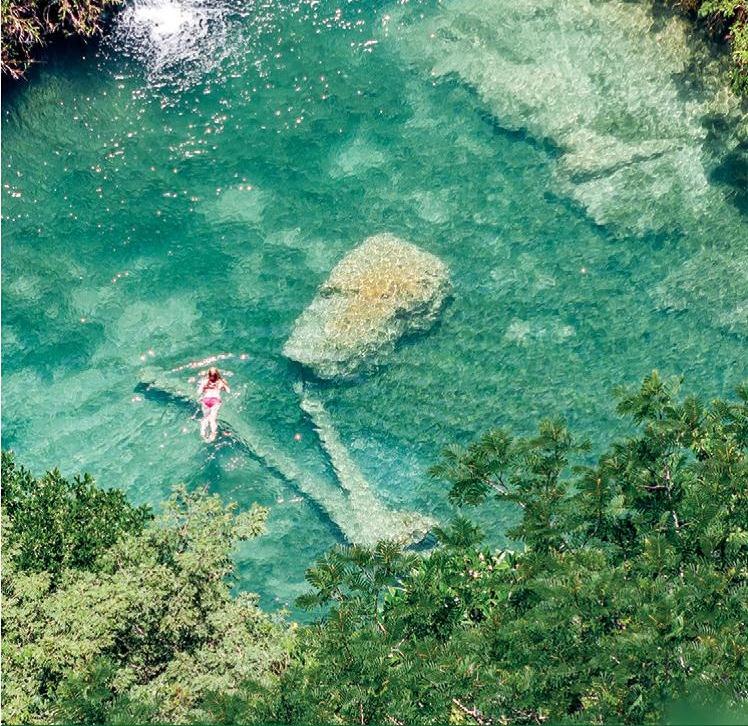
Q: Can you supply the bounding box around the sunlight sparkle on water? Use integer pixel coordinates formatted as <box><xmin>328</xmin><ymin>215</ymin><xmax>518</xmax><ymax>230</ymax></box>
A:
<box><xmin>2</xmin><ymin>0</ymin><xmax>746</xmax><ymax>614</ymax></box>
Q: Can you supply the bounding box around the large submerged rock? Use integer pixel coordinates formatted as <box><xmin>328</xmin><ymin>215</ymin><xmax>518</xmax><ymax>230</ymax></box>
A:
<box><xmin>283</xmin><ymin>233</ymin><xmax>451</xmax><ymax>379</ymax></box>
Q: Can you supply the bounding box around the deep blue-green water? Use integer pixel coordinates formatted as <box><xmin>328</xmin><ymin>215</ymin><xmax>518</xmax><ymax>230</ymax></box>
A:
<box><xmin>2</xmin><ymin>0</ymin><xmax>746</xmax><ymax>612</ymax></box>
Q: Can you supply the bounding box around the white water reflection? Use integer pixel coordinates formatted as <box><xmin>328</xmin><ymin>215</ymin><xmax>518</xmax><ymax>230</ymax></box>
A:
<box><xmin>133</xmin><ymin>1</ymin><xmax>194</xmax><ymax>37</ymax></box>
<box><xmin>108</xmin><ymin>0</ymin><xmax>241</xmax><ymax>90</ymax></box>
<box><xmin>105</xmin><ymin>0</ymin><xmax>378</xmax><ymax>96</ymax></box>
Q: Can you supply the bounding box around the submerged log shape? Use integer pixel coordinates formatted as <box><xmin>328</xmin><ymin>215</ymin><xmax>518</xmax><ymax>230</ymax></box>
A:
<box><xmin>283</xmin><ymin>233</ymin><xmax>451</xmax><ymax>379</ymax></box>
<box><xmin>137</xmin><ymin>368</ymin><xmax>434</xmax><ymax>546</ymax></box>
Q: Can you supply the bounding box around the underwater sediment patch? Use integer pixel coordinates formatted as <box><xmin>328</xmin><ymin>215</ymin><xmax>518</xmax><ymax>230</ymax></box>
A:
<box><xmin>386</xmin><ymin>0</ymin><xmax>745</xmax><ymax>237</ymax></box>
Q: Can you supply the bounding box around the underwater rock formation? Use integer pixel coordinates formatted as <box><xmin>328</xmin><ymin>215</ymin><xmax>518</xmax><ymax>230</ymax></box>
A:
<box><xmin>387</xmin><ymin>0</ymin><xmax>745</xmax><ymax>236</ymax></box>
<box><xmin>654</xmin><ymin>248</ymin><xmax>748</xmax><ymax>337</ymax></box>
<box><xmin>293</xmin><ymin>382</ymin><xmax>435</xmax><ymax>544</ymax></box>
<box><xmin>283</xmin><ymin>233</ymin><xmax>451</xmax><ymax>379</ymax></box>
<box><xmin>138</xmin><ymin>368</ymin><xmax>434</xmax><ymax>546</ymax></box>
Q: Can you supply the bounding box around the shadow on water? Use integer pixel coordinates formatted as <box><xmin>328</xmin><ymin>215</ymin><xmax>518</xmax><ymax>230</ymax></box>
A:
<box><xmin>1</xmin><ymin>31</ymin><xmax>109</xmax><ymax>105</ymax></box>
<box><xmin>655</xmin><ymin>0</ymin><xmax>748</xmax><ymax>218</ymax></box>
<box><xmin>1</xmin><ymin>73</ymin><xmax>29</xmax><ymax>107</ymax></box>
<box><xmin>709</xmin><ymin>142</ymin><xmax>748</xmax><ymax>215</ymax></box>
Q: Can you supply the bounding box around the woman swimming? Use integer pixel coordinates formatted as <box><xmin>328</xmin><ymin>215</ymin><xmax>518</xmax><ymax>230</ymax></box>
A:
<box><xmin>198</xmin><ymin>367</ymin><xmax>230</xmax><ymax>442</ymax></box>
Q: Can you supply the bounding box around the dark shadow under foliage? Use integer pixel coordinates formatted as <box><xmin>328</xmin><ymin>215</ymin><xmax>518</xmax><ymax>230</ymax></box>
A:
<box><xmin>666</xmin><ymin>0</ymin><xmax>748</xmax><ymax>93</ymax></box>
<box><xmin>0</xmin><ymin>0</ymin><xmax>121</xmax><ymax>78</ymax></box>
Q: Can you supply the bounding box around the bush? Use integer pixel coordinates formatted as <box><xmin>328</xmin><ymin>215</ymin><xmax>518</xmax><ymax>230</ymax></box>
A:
<box><xmin>4</xmin><ymin>373</ymin><xmax>747</xmax><ymax>724</ymax></box>
<box><xmin>1</xmin><ymin>451</ymin><xmax>152</xmax><ymax>577</ymax></box>
<box><xmin>0</xmin><ymin>0</ymin><xmax>122</xmax><ymax>78</ymax></box>
<box><xmin>247</xmin><ymin>373</ymin><xmax>748</xmax><ymax>725</ymax></box>
<box><xmin>1</xmin><ymin>460</ymin><xmax>292</xmax><ymax>723</ymax></box>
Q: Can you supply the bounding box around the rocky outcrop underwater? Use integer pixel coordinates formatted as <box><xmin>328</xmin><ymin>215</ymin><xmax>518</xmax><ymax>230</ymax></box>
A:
<box><xmin>386</xmin><ymin>0</ymin><xmax>746</xmax><ymax>238</ymax></box>
<box><xmin>138</xmin><ymin>364</ymin><xmax>434</xmax><ymax>547</ymax></box>
<box><xmin>283</xmin><ymin>233</ymin><xmax>452</xmax><ymax>380</ymax></box>
<box><xmin>384</xmin><ymin>0</ymin><xmax>747</xmax><ymax>338</ymax></box>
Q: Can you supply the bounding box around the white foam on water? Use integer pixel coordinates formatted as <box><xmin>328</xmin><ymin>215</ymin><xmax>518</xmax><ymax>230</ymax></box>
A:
<box><xmin>107</xmin><ymin>0</ymin><xmax>243</xmax><ymax>91</ymax></box>
<box><xmin>132</xmin><ymin>0</ymin><xmax>193</xmax><ymax>38</ymax></box>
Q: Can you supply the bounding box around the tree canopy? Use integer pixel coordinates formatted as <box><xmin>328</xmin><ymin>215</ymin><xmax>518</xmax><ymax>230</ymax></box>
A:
<box><xmin>242</xmin><ymin>372</ymin><xmax>748</xmax><ymax>725</ymax></box>
<box><xmin>1</xmin><ymin>455</ymin><xmax>292</xmax><ymax>724</ymax></box>
<box><xmin>2</xmin><ymin>372</ymin><xmax>747</xmax><ymax>724</ymax></box>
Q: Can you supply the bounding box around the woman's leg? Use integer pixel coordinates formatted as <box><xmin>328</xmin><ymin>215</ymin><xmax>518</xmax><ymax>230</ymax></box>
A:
<box><xmin>208</xmin><ymin>403</ymin><xmax>221</xmax><ymax>441</ymax></box>
<box><xmin>200</xmin><ymin>403</ymin><xmax>211</xmax><ymax>439</ymax></box>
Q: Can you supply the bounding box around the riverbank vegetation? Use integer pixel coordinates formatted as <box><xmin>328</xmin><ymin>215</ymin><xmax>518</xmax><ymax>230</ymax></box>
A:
<box><xmin>1</xmin><ymin>455</ymin><xmax>292</xmax><ymax>723</ymax></box>
<box><xmin>671</xmin><ymin>0</ymin><xmax>748</xmax><ymax>92</ymax></box>
<box><xmin>0</xmin><ymin>0</ymin><xmax>121</xmax><ymax>78</ymax></box>
<box><xmin>3</xmin><ymin>372</ymin><xmax>747</xmax><ymax>724</ymax></box>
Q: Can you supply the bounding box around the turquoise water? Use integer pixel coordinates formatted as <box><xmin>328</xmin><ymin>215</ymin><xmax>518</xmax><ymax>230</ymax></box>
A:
<box><xmin>2</xmin><ymin>0</ymin><xmax>747</xmax><ymax>612</ymax></box>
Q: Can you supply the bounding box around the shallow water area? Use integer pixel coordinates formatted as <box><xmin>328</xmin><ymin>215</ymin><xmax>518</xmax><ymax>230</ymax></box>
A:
<box><xmin>2</xmin><ymin>0</ymin><xmax>747</xmax><ymax>614</ymax></box>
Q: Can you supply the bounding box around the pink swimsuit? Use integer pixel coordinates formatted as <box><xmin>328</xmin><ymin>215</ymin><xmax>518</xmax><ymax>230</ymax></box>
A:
<box><xmin>201</xmin><ymin>381</ymin><xmax>222</xmax><ymax>408</ymax></box>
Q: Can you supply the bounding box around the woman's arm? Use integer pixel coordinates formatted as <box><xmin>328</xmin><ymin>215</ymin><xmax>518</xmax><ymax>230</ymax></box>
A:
<box><xmin>222</xmin><ymin>380</ymin><xmax>231</xmax><ymax>393</ymax></box>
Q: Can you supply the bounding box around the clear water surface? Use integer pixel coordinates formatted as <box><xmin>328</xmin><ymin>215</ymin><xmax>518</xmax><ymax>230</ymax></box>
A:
<box><xmin>3</xmin><ymin>0</ymin><xmax>746</xmax><ymax>613</ymax></box>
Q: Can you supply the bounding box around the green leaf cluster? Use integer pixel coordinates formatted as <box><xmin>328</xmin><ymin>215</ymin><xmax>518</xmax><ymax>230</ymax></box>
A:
<box><xmin>2</xmin><ymin>451</ymin><xmax>152</xmax><ymax>577</ymax></box>
<box><xmin>1</xmin><ymin>458</ymin><xmax>293</xmax><ymax>724</ymax></box>
<box><xmin>241</xmin><ymin>372</ymin><xmax>748</xmax><ymax>725</ymax></box>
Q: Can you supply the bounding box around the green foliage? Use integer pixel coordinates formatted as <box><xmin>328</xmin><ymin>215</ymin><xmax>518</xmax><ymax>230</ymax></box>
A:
<box><xmin>0</xmin><ymin>0</ymin><xmax>122</xmax><ymax>78</ymax></box>
<box><xmin>4</xmin><ymin>373</ymin><xmax>747</xmax><ymax>725</ymax></box>
<box><xmin>671</xmin><ymin>0</ymin><xmax>748</xmax><ymax>92</ymax></box>
<box><xmin>52</xmin><ymin>657</ymin><xmax>159</xmax><ymax>725</ymax></box>
<box><xmin>1</xmin><ymin>463</ymin><xmax>291</xmax><ymax>724</ymax></box>
<box><xmin>1</xmin><ymin>451</ymin><xmax>152</xmax><ymax>577</ymax></box>
<box><xmin>431</xmin><ymin>419</ymin><xmax>590</xmax><ymax>552</ymax></box>
<box><xmin>246</xmin><ymin>372</ymin><xmax>748</xmax><ymax>725</ymax></box>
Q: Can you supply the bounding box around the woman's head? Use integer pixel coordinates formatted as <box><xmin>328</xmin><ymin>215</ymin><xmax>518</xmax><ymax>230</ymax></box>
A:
<box><xmin>207</xmin><ymin>367</ymin><xmax>221</xmax><ymax>382</ymax></box>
